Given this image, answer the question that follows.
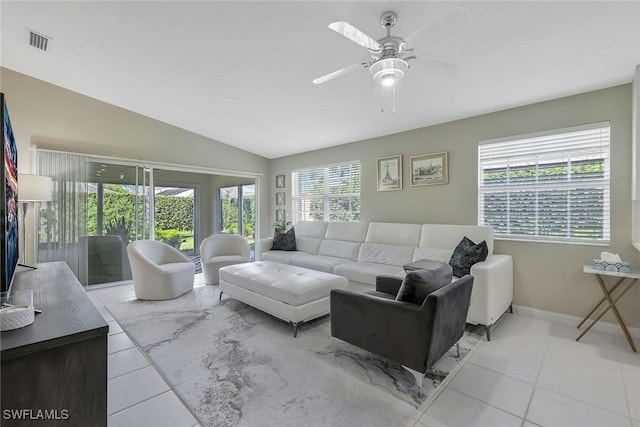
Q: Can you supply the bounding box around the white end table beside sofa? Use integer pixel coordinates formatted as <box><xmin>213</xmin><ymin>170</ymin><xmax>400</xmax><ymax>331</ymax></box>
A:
<box><xmin>258</xmin><ymin>221</ymin><xmax>513</xmax><ymax>339</ymax></box>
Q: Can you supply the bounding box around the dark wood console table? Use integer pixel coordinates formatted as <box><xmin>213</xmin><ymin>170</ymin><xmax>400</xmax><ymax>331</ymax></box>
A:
<box><xmin>1</xmin><ymin>262</ymin><xmax>109</xmax><ymax>426</ymax></box>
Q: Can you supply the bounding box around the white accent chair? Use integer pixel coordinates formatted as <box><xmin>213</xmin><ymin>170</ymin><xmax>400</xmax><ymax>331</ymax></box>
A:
<box><xmin>127</xmin><ymin>240</ymin><xmax>195</xmax><ymax>300</ymax></box>
<box><xmin>199</xmin><ymin>234</ymin><xmax>251</xmax><ymax>285</ymax></box>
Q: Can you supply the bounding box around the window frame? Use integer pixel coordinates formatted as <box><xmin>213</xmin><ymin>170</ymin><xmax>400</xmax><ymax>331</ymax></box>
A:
<box><xmin>478</xmin><ymin>122</ymin><xmax>611</xmax><ymax>246</ymax></box>
<box><xmin>291</xmin><ymin>160</ymin><xmax>361</xmax><ymax>223</ymax></box>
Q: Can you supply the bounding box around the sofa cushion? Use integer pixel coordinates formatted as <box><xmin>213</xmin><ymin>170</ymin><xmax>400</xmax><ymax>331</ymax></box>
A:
<box><xmin>358</xmin><ymin>242</ymin><xmax>414</xmax><ymax>266</ymax></box>
<box><xmin>293</xmin><ymin>254</ymin><xmax>353</xmax><ymax>273</ymax></box>
<box><xmin>318</xmin><ymin>239</ymin><xmax>361</xmax><ymax>260</ymax></box>
<box><xmin>262</xmin><ymin>250</ymin><xmax>314</xmax><ymax>265</ymax></box>
<box><xmin>334</xmin><ymin>261</ymin><xmax>405</xmax><ymax>285</ymax></box>
<box><xmin>395</xmin><ymin>263</ymin><xmax>453</xmax><ymax>305</ymax></box>
<box><xmin>449</xmin><ymin>236</ymin><xmax>489</xmax><ymax>277</ymax></box>
<box><xmin>324</xmin><ymin>222</ymin><xmax>368</xmax><ymax>242</ymax></box>
<box><xmin>364</xmin><ymin>222</ymin><xmax>422</xmax><ymax>246</ymax></box>
<box><xmin>296</xmin><ymin>236</ymin><xmax>322</xmax><ymax>254</ymax></box>
<box><xmin>294</xmin><ymin>221</ymin><xmax>328</xmax><ymax>238</ymax></box>
<box><xmin>412</xmin><ymin>247</ymin><xmax>452</xmax><ymax>263</ymax></box>
<box><xmin>272</xmin><ymin>228</ymin><xmax>296</xmax><ymax>251</ymax></box>
<box><xmin>419</xmin><ymin>224</ymin><xmax>494</xmax><ymax>255</ymax></box>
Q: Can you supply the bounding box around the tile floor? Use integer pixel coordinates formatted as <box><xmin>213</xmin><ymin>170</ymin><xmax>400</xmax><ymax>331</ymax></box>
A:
<box><xmin>88</xmin><ymin>278</ymin><xmax>206</xmax><ymax>427</ymax></box>
<box><xmin>89</xmin><ymin>278</ymin><xmax>640</xmax><ymax>427</ymax></box>
<box><xmin>408</xmin><ymin>313</ymin><xmax>640</xmax><ymax>427</ymax></box>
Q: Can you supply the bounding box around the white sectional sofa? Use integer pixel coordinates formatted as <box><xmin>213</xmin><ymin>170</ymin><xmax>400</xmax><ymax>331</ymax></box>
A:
<box><xmin>258</xmin><ymin>221</ymin><xmax>513</xmax><ymax>339</ymax></box>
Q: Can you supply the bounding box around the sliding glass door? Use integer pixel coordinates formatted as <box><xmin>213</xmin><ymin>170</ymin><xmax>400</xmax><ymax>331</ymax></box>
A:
<box><xmin>219</xmin><ymin>183</ymin><xmax>255</xmax><ymax>258</ymax></box>
<box><xmin>242</xmin><ymin>184</ymin><xmax>256</xmax><ymax>243</ymax></box>
<box><xmin>36</xmin><ymin>153</ymin><xmax>257</xmax><ymax>286</ymax></box>
<box><xmin>85</xmin><ymin>163</ymin><xmax>199</xmax><ymax>284</ymax></box>
<box><xmin>220</xmin><ymin>186</ymin><xmax>240</xmax><ymax>234</ymax></box>
<box><xmin>86</xmin><ymin>162</ymin><xmax>152</xmax><ymax>284</ymax></box>
<box><xmin>154</xmin><ymin>185</ymin><xmax>196</xmax><ymax>254</ymax></box>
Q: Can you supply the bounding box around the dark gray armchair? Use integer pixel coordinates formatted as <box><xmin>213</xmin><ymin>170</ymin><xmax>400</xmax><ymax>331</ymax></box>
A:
<box><xmin>330</xmin><ymin>273</ymin><xmax>473</xmax><ymax>388</ymax></box>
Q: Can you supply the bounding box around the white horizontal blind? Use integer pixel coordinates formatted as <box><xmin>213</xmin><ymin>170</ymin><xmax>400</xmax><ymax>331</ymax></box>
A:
<box><xmin>292</xmin><ymin>161</ymin><xmax>361</xmax><ymax>223</ymax></box>
<box><xmin>478</xmin><ymin>122</ymin><xmax>610</xmax><ymax>244</ymax></box>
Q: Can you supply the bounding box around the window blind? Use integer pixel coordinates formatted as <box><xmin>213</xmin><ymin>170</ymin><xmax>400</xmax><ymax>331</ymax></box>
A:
<box><xmin>292</xmin><ymin>161</ymin><xmax>361</xmax><ymax>223</ymax></box>
<box><xmin>478</xmin><ymin>122</ymin><xmax>610</xmax><ymax>244</ymax></box>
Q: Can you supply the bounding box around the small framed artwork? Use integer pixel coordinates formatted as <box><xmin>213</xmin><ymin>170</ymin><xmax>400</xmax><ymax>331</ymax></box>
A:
<box><xmin>377</xmin><ymin>154</ymin><xmax>402</xmax><ymax>191</ymax></box>
<box><xmin>276</xmin><ymin>192</ymin><xmax>285</xmax><ymax>206</ymax></box>
<box><xmin>276</xmin><ymin>174</ymin><xmax>285</xmax><ymax>188</ymax></box>
<box><xmin>276</xmin><ymin>209</ymin><xmax>285</xmax><ymax>222</ymax></box>
<box><xmin>410</xmin><ymin>152</ymin><xmax>448</xmax><ymax>186</ymax></box>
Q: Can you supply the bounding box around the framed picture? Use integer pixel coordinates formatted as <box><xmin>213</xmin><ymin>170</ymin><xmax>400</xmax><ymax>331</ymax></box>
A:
<box><xmin>276</xmin><ymin>192</ymin><xmax>285</xmax><ymax>206</ymax></box>
<box><xmin>377</xmin><ymin>154</ymin><xmax>402</xmax><ymax>191</ymax></box>
<box><xmin>276</xmin><ymin>174</ymin><xmax>285</xmax><ymax>188</ymax></box>
<box><xmin>410</xmin><ymin>152</ymin><xmax>448</xmax><ymax>186</ymax></box>
<box><xmin>276</xmin><ymin>209</ymin><xmax>285</xmax><ymax>222</ymax></box>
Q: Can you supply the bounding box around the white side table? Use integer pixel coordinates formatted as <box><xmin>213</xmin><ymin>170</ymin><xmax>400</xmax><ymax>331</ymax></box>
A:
<box><xmin>579</xmin><ymin>265</ymin><xmax>640</xmax><ymax>352</ymax></box>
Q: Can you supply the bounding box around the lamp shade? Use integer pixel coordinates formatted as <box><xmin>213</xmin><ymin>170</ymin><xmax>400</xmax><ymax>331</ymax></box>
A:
<box><xmin>18</xmin><ymin>174</ymin><xmax>52</xmax><ymax>202</ymax></box>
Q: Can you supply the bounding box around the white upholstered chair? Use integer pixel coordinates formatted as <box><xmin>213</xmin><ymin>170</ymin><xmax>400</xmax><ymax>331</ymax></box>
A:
<box><xmin>127</xmin><ymin>240</ymin><xmax>195</xmax><ymax>300</ymax></box>
<box><xmin>199</xmin><ymin>234</ymin><xmax>250</xmax><ymax>285</ymax></box>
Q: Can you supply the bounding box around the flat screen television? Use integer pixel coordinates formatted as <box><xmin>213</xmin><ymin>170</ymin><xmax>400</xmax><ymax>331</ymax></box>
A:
<box><xmin>1</xmin><ymin>93</ymin><xmax>19</xmax><ymax>293</ymax></box>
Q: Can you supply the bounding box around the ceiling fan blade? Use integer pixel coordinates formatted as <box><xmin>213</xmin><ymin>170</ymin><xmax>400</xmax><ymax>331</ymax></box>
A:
<box><xmin>328</xmin><ymin>21</ymin><xmax>382</xmax><ymax>51</ymax></box>
<box><xmin>312</xmin><ymin>61</ymin><xmax>370</xmax><ymax>85</ymax></box>
<box><xmin>407</xmin><ymin>55</ymin><xmax>454</xmax><ymax>66</ymax></box>
<box><xmin>406</xmin><ymin>55</ymin><xmax>459</xmax><ymax>74</ymax></box>
<box><xmin>405</xmin><ymin>6</ymin><xmax>472</xmax><ymax>46</ymax></box>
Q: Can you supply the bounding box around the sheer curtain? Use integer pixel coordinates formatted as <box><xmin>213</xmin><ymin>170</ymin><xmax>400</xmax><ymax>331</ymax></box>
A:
<box><xmin>36</xmin><ymin>150</ymin><xmax>89</xmax><ymax>285</ymax></box>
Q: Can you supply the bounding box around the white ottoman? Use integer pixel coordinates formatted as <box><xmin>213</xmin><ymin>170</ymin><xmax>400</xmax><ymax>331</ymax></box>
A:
<box><xmin>219</xmin><ymin>261</ymin><xmax>348</xmax><ymax>337</ymax></box>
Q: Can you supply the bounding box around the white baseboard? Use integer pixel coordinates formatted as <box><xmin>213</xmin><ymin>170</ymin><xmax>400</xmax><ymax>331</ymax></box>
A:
<box><xmin>513</xmin><ymin>304</ymin><xmax>640</xmax><ymax>340</ymax></box>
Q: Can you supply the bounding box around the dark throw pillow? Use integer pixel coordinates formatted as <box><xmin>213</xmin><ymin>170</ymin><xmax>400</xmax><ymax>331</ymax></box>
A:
<box><xmin>449</xmin><ymin>236</ymin><xmax>489</xmax><ymax>277</ymax></box>
<box><xmin>395</xmin><ymin>262</ymin><xmax>453</xmax><ymax>305</ymax></box>
<box><xmin>271</xmin><ymin>227</ymin><xmax>297</xmax><ymax>251</ymax></box>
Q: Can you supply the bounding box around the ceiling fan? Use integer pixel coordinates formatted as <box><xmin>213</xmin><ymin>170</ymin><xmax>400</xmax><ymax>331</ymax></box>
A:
<box><xmin>313</xmin><ymin>8</ymin><xmax>470</xmax><ymax>88</ymax></box>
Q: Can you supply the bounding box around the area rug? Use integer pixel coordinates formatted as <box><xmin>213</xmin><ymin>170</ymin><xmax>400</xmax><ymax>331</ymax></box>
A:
<box><xmin>105</xmin><ymin>284</ymin><xmax>481</xmax><ymax>427</ymax></box>
<box><xmin>188</xmin><ymin>255</ymin><xmax>202</xmax><ymax>274</ymax></box>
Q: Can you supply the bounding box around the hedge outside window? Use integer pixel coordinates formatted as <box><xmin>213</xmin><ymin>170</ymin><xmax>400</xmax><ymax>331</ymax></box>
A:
<box><xmin>292</xmin><ymin>161</ymin><xmax>361</xmax><ymax>223</ymax></box>
<box><xmin>478</xmin><ymin>122</ymin><xmax>610</xmax><ymax>244</ymax></box>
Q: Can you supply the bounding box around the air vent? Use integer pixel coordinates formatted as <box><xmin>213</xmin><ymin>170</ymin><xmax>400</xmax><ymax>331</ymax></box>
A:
<box><xmin>27</xmin><ymin>29</ymin><xmax>50</xmax><ymax>52</ymax></box>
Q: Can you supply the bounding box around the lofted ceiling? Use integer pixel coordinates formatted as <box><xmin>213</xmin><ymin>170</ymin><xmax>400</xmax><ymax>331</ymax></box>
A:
<box><xmin>1</xmin><ymin>1</ymin><xmax>639</xmax><ymax>159</ymax></box>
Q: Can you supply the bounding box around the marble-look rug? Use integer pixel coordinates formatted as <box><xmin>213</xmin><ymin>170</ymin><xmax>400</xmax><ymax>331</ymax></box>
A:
<box><xmin>106</xmin><ymin>284</ymin><xmax>481</xmax><ymax>427</ymax></box>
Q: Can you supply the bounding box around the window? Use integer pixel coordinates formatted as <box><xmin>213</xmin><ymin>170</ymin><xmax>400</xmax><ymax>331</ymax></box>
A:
<box><xmin>219</xmin><ymin>184</ymin><xmax>255</xmax><ymax>240</ymax></box>
<box><xmin>478</xmin><ymin>122</ymin><xmax>610</xmax><ymax>244</ymax></box>
<box><xmin>292</xmin><ymin>161</ymin><xmax>361</xmax><ymax>222</ymax></box>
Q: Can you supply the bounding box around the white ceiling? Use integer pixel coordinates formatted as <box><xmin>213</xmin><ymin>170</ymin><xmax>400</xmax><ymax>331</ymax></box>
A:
<box><xmin>2</xmin><ymin>1</ymin><xmax>639</xmax><ymax>159</ymax></box>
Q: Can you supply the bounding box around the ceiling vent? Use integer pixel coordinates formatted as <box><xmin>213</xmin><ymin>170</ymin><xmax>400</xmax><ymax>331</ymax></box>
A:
<box><xmin>27</xmin><ymin>29</ymin><xmax>51</xmax><ymax>52</ymax></box>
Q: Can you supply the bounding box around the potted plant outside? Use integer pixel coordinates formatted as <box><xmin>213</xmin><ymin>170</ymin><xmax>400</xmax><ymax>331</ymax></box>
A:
<box><xmin>156</xmin><ymin>229</ymin><xmax>184</xmax><ymax>250</ymax></box>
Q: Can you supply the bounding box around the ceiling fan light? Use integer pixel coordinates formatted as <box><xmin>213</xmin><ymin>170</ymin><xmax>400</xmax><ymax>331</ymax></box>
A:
<box><xmin>370</xmin><ymin>58</ymin><xmax>408</xmax><ymax>86</ymax></box>
<box><xmin>381</xmin><ymin>73</ymin><xmax>396</xmax><ymax>87</ymax></box>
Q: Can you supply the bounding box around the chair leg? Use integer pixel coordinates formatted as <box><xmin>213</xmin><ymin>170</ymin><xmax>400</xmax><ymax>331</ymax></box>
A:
<box><xmin>218</xmin><ymin>291</ymin><xmax>223</xmax><ymax>302</ymax></box>
<box><xmin>484</xmin><ymin>325</ymin><xmax>491</xmax><ymax>341</ymax></box>
<box><xmin>508</xmin><ymin>304</ymin><xmax>513</xmax><ymax>313</ymax></box>
<box><xmin>456</xmin><ymin>342</ymin><xmax>460</xmax><ymax>358</ymax></box>
<box><xmin>292</xmin><ymin>322</ymin><xmax>299</xmax><ymax>338</ymax></box>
